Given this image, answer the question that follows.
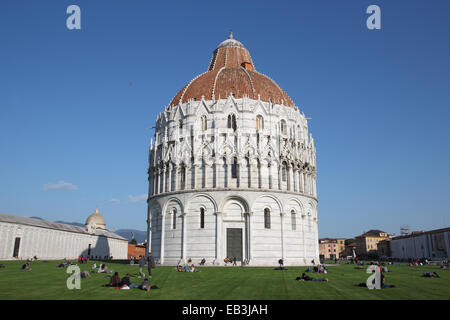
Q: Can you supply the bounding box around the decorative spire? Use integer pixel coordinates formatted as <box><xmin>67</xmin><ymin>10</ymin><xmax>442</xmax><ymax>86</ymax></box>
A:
<box><xmin>229</xmin><ymin>30</ymin><xmax>233</xmax><ymax>39</ymax></box>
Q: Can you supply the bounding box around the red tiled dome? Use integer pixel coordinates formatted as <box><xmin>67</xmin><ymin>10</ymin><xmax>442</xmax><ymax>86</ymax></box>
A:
<box><xmin>169</xmin><ymin>34</ymin><xmax>295</xmax><ymax>108</ymax></box>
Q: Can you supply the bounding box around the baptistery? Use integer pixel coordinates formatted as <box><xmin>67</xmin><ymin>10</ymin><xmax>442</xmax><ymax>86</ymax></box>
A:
<box><xmin>146</xmin><ymin>33</ymin><xmax>319</xmax><ymax>266</ymax></box>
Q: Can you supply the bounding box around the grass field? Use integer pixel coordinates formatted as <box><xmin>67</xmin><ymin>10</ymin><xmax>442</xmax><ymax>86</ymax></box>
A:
<box><xmin>0</xmin><ymin>260</ymin><xmax>449</xmax><ymax>300</ymax></box>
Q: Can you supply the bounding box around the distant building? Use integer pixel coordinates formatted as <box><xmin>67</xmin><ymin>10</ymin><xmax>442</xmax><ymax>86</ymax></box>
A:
<box><xmin>343</xmin><ymin>242</ymin><xmax>357</xmax><ymax>257</ymax></box>
<box><xmin>319</xmin><ymin>238</ymin><xmax>346</xmax><ymax>260</ymax></box>
<box><xmin>128</xmin><ymin>243</ymin><xmax>146</xmax><ymax>260</ymax></box>
<box><xmin>0</xmin><ymin>209</ymin><xmax>128</xmax><ymax>260</ymax></box>
<box><xmin>377</xmin><ymin>239</ymin><xmax>391</xmax><ymax>258</ymax></box>
<box><xmin>355</xmin><ymin>230</ymin><xmax>389</xmax><ymax>257</ymax></box>
<box><xmin>390</xmin><ymin>227</ymin><xmax>450</xmax><ymax>260</ymax></box>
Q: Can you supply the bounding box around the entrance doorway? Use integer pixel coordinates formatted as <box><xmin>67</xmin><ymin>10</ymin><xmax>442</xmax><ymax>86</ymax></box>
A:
<box><xmin>13</xmin><ymin>237</ymin><xmax>21</xmax><ymax>258</ymax></box>
<box><xmin>226</xmin><ymin>228</ymin><xmax>243</xmax><ymax>261</ymax></box>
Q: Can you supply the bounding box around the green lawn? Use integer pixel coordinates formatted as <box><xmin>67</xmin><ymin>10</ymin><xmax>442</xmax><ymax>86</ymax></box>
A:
<box><xmin>0</xmin><ymin>260</ymin><xmax>449</xmax><ymax>300</ymax></box>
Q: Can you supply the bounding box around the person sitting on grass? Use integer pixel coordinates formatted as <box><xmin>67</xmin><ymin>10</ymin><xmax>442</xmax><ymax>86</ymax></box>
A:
<box><xmin>21</xmin><ymin>263</ymin><xmax>31</xmax><ymax>271</ymax></box>
<box><xmin>176</xmin><ymin>265</ymin><xmax>183</xmax><ymax>272</ymax></box>
<box><xmin>139</xmin><ymin>278</ymin><xmax>151</xmax><ymax>291</ymax></box>
<box><xmin>104</xmin><ymin>272</ymin><xmax>121</xmax><ymax>287</ymax></box>
<box><xmin>200</xmin><ymin>258</ymin><xmax>206</xmax><ymax>266</ymax></box>
<box><xmin>380</xmin><ymin>271</ymin><xmax>396</xmax><ymax>288</ymax></box>
<box><xmin>118</xmin><ymin>273</ymin><xmax>139</xmax><ymax>289</ymax></box>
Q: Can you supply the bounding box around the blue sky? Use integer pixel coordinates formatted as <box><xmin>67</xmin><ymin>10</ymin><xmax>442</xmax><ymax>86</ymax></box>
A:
<box><xmin>1</xmin><ymin>0</ymin><xmax>449</xmax><ymax>238</ymax></box>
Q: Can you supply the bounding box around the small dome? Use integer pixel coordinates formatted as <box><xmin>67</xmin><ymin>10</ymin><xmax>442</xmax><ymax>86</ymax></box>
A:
<box><xmin>85</xmin><ymin>208</ymin><xmax>106</xmax><ymax>230</ymax></box>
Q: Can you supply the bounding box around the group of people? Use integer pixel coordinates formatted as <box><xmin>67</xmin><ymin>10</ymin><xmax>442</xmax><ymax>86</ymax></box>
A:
<box><xmin>137</xmin><ymin>254</ymin><xmax>155</xmax><ymax>278</ymax></box>
<box><xmin>223</xmin><ymin>257</ymin><xmax>238</xmax><ymax>266</ymax></box>
<box><xmin>77</xmin><ymin>256</ymin><xmax>89</xmax><ymax>264</ymax></box>
<box><xmin>104</xmin><ymin>272</ymin><xmax>153</xmax><ymax>291</ymax></box>
<box><xmin>296</xmin><ymin>273</ymin><xmax>328</xmax><ymax>282</ymax></box>
<box><xmin>304</xmin><ymin>264</ymin><xmax>328</xmax><ymax>274</ymax></box>
<box><xmin>94</xmin><ymin>263</ymin><xmax>113</xmax><ymax>274</ymax></box>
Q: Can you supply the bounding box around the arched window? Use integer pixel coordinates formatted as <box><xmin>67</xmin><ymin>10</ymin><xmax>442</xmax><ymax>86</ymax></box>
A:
<box><xmin>291</xmin><ymin>210</ymin><xmax>296</xmax><ymax>231</ymax></box>
<box><xmin>201</xmin><ymin>115</ymin><xmax>207</xmax><ymax>131</ymax></box>
<box><xmin>231</xmin><ymin>157</ymin><xmax>237</xmax><ymax>179</ymax></box>
<box><xmin>264</xmin><ymin>208</ymin><xmax>271</xmax><ymax>229</ymax></box>
<box><xmin>256</xmin><ymin>115</ymin><xmax>264</xmax><ymax>130</ymax></box>
<box><xmin>228</xmin><ymin>114</ymin><xmax>237</xmax><ymax>131</ymax></box>
<box><xmin>282</xmin><ymin>161</ymin><xmax>287</xmax><ymax>182</ymax></box>
<box><xmin>200</xmin><ymin>208</ymin><xmax>205</xmax><ymax>229</ymax></box>
<box><xmin>179</xmin><ymin>119</ymin><xmax>183</xmax><ymax>129</ymax></box>
<box><xmin>172</xmin><ymin>209</ymin><xmax>177</xmax><ymax>230</ymax></box>
<box><xmin>280</xmin><ymin>120</ymin><xmax>287</xmax><ymax>135</ymax></box>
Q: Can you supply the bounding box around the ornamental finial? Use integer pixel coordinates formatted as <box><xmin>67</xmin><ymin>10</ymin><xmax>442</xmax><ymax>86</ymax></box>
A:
<box><xmin>229</xmin><ymin>30</ymin><xmax>233</xmax><ymax>39</ymax></box>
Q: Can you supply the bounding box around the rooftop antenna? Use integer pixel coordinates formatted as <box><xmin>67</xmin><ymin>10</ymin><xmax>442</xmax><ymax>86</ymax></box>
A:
<box><xmin>400</xmin><ymin>225</ymin><xmax>410</xmax><ymax>236</ymax></box>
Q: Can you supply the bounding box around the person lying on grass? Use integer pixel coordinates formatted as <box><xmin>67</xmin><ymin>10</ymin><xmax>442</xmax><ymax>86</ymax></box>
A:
<box><xmin>296</xmin><ymin>273</ymin><xmax>328</xmax><ymax>282</ymax></box>
<box><xmin>422</xmin><ymin>272</ymin><xmax>440</xmax><ymax>278</ymax></box>
<box><xmin>177</xmin><ymin>264</ymin><xmax>200</xmax><ymax>272</ymax></box>
<box><xmin>98</xmin><ymin>264</ymin><xmax>113</xmax><ymax>274</ymax></box>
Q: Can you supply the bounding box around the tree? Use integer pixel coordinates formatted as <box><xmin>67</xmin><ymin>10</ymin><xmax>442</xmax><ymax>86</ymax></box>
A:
<box><xmin>129</xmin><ymin>238</ymin><xmax>137</xmax><ymax>245</ymax></box>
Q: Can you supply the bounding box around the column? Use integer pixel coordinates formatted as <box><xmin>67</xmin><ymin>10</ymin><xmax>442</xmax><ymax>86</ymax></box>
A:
<box><xmin>250</xmin><ymin>162</ymin><xmax>257</xmax><ymax>189</ymax></box>
<box><xmin>167</xmin><ymin>164</ymin><xmax>172</xmax><ymax>192</ymax></box>
<box><xmin>302</xmin><ymin>214</ymin><xmax>306</xmax><ymax>263</ymax></box>
<box><xmin>186</xmin><ymin>164</ymin><xmax>191</xmax><ymax>190</ymax></box>
<box><xmin>293</xmin><ymin>168</ymin><xmax>298</xmax><ymax>192</ymax></box>
<box><xmin>161</xmin><ymin>165</ymin><xmax>167</xmax><ymax>193</ymax></box>
<box><xmin>215</xmin><ymin>160</ymin><xmax>222</xmax><ymax>189</ymax></box>
<box><xmin>278</xmin><ymin>165</ymin><xmax>282</xmax><ymax>190</ymax></box>
<box><xmin>182</xmin><ymin>211</ymin><xmax>187</xmax><ymax>263</ymax></box>
<box><xmin>160</xmin><ymin>212</ymin><xmax>166</xmax><ymax>264</ymax></box>
<box><xmin>280</xmin><ymin>212</ymin><xmax>285</xmax><ymax>260</ymax></box>
<box><xmin>248</xmin><ymin>211</ymin><xmax>253</xmax><ymax>263</ymax></box>
<box><xmin>226</xmin><ymin>158</ymin><xmax>232</xmax><ymax>188</ymax></box>
<box><xmin>174</xmin><ymin>165</ymin><xmax>179</xmax><ymax>191</ymax></box>
<box><xmin>215</xmin><ymin>211</ymin><xmax>223</xmax><ymax>264</ymax></box>
<box><xmin>146</xmin><ymin>208</ymin><xmax>152</xmax><ymax>257</ymax></box>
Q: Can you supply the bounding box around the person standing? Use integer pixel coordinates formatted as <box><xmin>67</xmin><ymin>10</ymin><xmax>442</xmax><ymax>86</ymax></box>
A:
<box><xmin>147</xmin><ymin>252</ymin><xmax>155</xmax><ymax>278</ymax></box>
<box><xmin>138</xmin><ymin>255</ymin><xmax>146</xmax><ymax>278</ymax></box>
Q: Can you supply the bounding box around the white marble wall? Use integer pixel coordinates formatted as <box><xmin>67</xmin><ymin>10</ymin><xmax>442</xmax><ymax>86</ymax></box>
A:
<box><xmin>390</xmin><ymin>230</ymin><xmax>450</xmax><ymax>260</ymax></box>
<box><xmin>147</xmin><ymin>96</ymin><xmax>318</xmax><ymax>266</ymax></box>
<box><xmin>0</xmin><ymin>222</ymin><xmax>128</xmax><ymax>260</ymax></box>
<box><xmin>148</xmin><ymin>190</ymin><xmax>319</xmax><ymax>266</ymax></box>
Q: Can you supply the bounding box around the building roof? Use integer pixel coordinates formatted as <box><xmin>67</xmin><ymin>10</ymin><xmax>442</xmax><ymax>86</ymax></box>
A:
<box><xmin>169</xmin><ymin>33</ymin><xmax>295</xmax><ymax>108</ymax></box>
<box><xmin>0</xmin><ymin>213</ymin><xmax>126</xmax><ymax>241</ymax></box>
<box><xmin>391</xmin><ymin>227</ymin><xmax>450</xmax><ymax>241</ymax></box>
<box><xmin>356</xmin><ymin>229</ymin><xmax>388</xmax><ymax>238</ymax></box>
<box><xmin>319</xmin><ymin>238</ymin><xmax>346</xmax><ymax>243</ymax></box>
